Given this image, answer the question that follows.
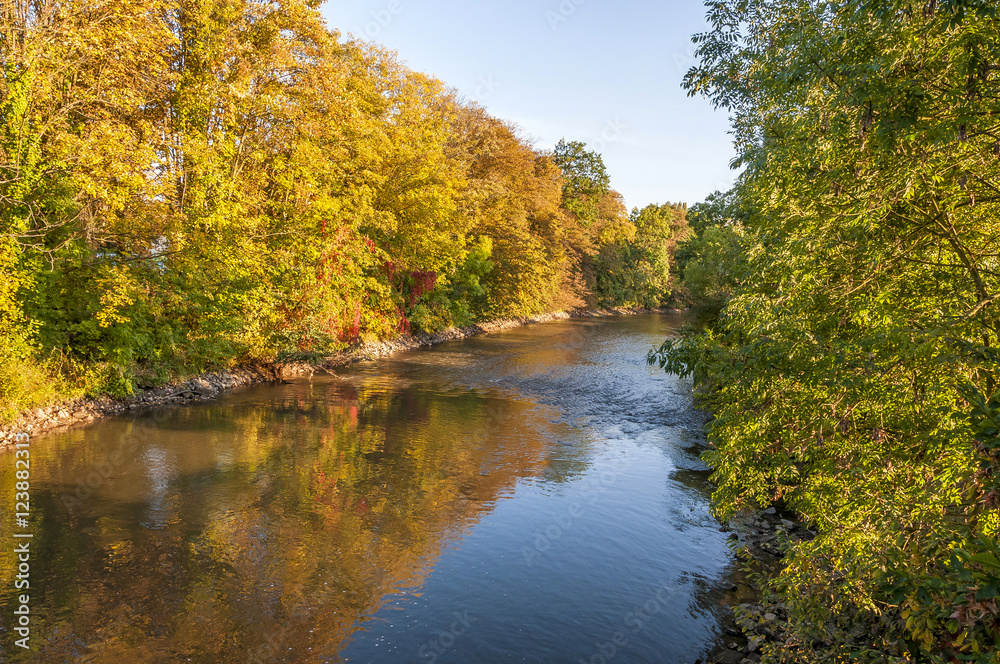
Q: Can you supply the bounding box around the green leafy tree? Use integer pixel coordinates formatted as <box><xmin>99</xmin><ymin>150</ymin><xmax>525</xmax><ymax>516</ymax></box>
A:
<box><xmin>551</xmin><ymin>138</ymin><xmax>611</xmax><ymax>228</ymax></box>
<box><xmin>652</xmin><ymin>1</ymin><xmax>1000</xmax><ymax>661</ymax></box>
<box><xmin>672</xmin><ymin>189</ymin><xmax>747</xmax><ymax>312</ymax></box>
<box><xmin>591</xmin><ymin>203</ymin><xmax>689</xmax><ymax>308</ymax></box>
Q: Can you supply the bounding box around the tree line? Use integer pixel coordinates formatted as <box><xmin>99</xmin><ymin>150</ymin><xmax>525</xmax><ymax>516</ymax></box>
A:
<box><xmin>0</xmin><ymin>0</ymin><xmax>688</xmax><ymax>418</ymax></box>
<box><xmin>658</xmin><ymin>1</ymin><xmax>1000</xmax><ymax>662</ymax></box>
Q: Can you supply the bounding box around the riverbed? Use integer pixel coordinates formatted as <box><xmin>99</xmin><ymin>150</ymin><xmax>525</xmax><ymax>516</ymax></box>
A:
<box><xmin>0</xmin><ymin>313</ymin><xmax>733</xmax><ymax>663</ymax></box>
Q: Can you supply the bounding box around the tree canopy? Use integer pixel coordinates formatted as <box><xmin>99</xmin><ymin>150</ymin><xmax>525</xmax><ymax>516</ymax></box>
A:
<box><xmin>654</xmin><ymin>1</ymin><xmax>1000</xmax><ymax>661</ymax></box>
<box><xmin>0</xmin><ymin>0</ymin><xmax>685</xmax><ymax>418</ymax></box>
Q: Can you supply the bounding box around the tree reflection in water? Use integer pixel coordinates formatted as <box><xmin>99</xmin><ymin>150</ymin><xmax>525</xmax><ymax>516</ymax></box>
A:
<box><xmin>7</xmin><ymin>378</ymin><xmax>564</xmax><ymax>663</ymax></box>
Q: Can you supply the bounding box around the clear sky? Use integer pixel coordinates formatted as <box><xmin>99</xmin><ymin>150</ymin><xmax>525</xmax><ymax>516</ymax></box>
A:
<box><xmin>321</xmin><ymin>0</ymin><xmax>738</xmax><ymax>211</ymax></box>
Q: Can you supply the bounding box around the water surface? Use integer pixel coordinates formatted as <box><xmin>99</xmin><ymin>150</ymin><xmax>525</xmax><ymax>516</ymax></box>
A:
<box><xmin>0</xmin><ymin>314</ymin><xmax>731</xmax><ymax>663</ymax></box>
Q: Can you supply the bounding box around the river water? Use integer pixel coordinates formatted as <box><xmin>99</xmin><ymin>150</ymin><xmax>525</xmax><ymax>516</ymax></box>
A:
<box><xmin>0</xmin><ymin>314</ymin><xmax>734</xmax><ymax>663</ymax></box>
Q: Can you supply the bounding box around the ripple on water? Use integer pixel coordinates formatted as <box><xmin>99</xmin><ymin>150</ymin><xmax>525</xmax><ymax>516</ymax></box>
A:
<box><xmin>1</xmin><ymin>313</ymin><xmax>731</xmax><ymax>664</ymax></box>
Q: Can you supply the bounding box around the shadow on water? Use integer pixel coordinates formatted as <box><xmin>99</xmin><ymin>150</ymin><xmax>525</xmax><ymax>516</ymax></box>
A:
<box><xmin>0</xmin><ymin>314</ymin><xmax>735</xmax><ymax>664</ymax></box>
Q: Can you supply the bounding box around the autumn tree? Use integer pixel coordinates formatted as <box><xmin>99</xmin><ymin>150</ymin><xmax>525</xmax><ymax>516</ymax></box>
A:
<box><xmin>0</xmin><ymin>0</ymin><xmax>659</xmax><ymax>416</ymax></box>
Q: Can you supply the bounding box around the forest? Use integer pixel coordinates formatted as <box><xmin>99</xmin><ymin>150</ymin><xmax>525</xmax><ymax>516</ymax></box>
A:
<box><xmin>0</xmin><ymin>0</ymin><xmax>689</xmax><ymax>421</ymax></box>
<box><xmin>657</xmin><ymin>1</ymin><xmax>1000</xmax><ymax>662</ymax></box>
<box><xmin>8</xmin><ymin>0</ymin><xmax>999</xmax><ymax>662</ymax></box>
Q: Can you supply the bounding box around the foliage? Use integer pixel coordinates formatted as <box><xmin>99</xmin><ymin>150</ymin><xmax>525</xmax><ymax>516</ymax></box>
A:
<box><xmin>549</xmin><ymin>139</ymin><xmax>687</xmax><ymax>309</ymax></box>
<box><xmin>672</xmin><ymin>190</ymin><xmax>748</xmax><ymax>313</ymax></box>
<box><xmin>652</xmin><ymin>1</ymin><xmax>1000</xmax><ymax>661</ymax></box>
<box><xmin>0</xmin><ymin>0</ymin><xmax>683</xmax><ymax>419</ymax></box>
<box><xmin>591</xmin><ymin>203</ymin><xmax>689</xmax><ymax>308</ymax></box>
<box><xmin>552</xmin><ymin>138</ymin><xmax>612</xmax><ymax>229</ymax></box>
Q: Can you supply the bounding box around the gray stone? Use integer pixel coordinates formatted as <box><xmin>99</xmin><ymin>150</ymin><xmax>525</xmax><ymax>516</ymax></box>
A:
<box><xmin>715</xmin><ymin>650</ymin><xmax>744</xmax><ymax>664</ymax></box>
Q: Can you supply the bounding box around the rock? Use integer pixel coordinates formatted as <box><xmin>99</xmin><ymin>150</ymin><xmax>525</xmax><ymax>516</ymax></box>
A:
<box><xmin>716</xmin><ymin>650</ymin><xmax>745</xmax><ymax>664</ymax></box>
<box><xmin>763</xmin><ymin>613</ymin><xmax>777</xmax><ymax>622</ymax></box>
<box><xmin>780</xmin><ymin>519</ymin><xmax>795</xmax><ymax>528</ymax></box>
<box><xmin>34</xmin><ymin>408</ymin><xmax>45</xmax><ymax>419</ymax></box>
<box><xmin>73</xmin><ymin>411</ymin><xmax>89</xmax><ymax>419</ymax></box>
<box><xmin>762</xmin><ymin>507</ymin><xmax>776</xmax><ymax>515</ymax></box>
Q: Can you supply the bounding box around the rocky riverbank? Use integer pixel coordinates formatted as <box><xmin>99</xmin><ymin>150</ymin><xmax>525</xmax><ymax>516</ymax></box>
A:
<box><xmin>704</xmin><ymin>506</ymin><xmax>906</xmax><ymax>664</ymax></box>
<box><xmin>0</xmin><ymin>307</ymin><xmax>673</xmax><ymax>449</ymax></box>
<box><xmin>700</xmin><ymin>508</ymin><xmax>819</xmax><ymax>664</ymax></box>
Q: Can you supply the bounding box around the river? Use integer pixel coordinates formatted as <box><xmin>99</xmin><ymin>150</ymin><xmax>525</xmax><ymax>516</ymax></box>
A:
<box><xmin>0</xmin><ymin>313</ymin><xmax>735</xmax><ymax>663</ymax></box>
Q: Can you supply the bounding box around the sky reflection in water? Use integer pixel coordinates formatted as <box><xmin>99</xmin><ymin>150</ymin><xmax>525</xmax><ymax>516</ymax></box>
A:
<box><xmin>0</xmin><ymin>314</ymin><xmax>731</xmax><ymax>663</ymax></box>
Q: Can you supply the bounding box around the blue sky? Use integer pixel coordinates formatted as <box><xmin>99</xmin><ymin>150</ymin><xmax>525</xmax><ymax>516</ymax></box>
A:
<box><xmin>321</xmin><ymin>0</ymin><xmax>737</xmax><ymax>211</ymax></box>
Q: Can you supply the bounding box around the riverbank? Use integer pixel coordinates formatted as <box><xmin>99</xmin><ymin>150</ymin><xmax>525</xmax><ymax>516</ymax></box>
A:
<box><xmin>702</xmin><ymin>510</ymin><xmax>818</xmax><ymax>664</ymax></box>
<box><xmin>705</xmin><ymin>508</ymin><xmax>916</xmax><ymax>664</ymax></box>
<box><xmin>0</xmin><ymin>306</ymin><xmax>674</xmax><ymax>448</ymax></box>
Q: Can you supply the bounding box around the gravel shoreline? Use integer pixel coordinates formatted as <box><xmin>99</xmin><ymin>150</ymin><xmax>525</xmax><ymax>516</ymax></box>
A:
<box><xmin>702</xmin><ymin>509</ymin><xmax>818</xmax><ymax>664</ymax></box>
<box><xmin>0</xmin><ymin>307</ymin><xmax>673</xmax><ymax>449</ymax></box>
